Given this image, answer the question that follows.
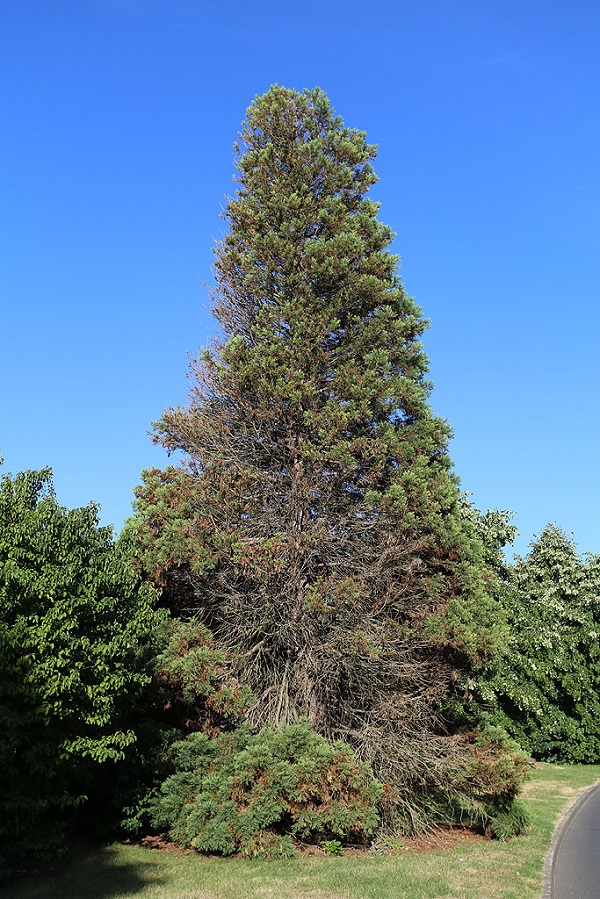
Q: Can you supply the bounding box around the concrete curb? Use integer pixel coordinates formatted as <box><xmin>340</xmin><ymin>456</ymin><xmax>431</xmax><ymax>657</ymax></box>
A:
<box><xmin>542</xmin><ymin>779</ymin><xmax>600</xmax><ymax>899</ymax></box>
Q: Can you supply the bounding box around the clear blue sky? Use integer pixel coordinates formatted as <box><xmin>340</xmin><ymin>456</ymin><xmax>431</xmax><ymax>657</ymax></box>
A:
<box><xmin>2</xmin><ymin>0</ymin><xmax>599</xmax><ymax>559</ymax></box>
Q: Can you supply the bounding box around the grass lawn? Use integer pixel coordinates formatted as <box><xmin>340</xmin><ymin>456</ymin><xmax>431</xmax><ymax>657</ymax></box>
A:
<box><xmin>4</xmin><ymin>763</ymin><xmax>600</xmax><ymax>899</ymax></box>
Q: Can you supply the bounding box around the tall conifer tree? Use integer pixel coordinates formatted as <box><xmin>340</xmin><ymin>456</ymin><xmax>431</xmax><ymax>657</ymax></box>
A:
<box><xmin>134</xmin><ymin>86</ymin><xmax>502</xmax><ymax>822</ymax></box>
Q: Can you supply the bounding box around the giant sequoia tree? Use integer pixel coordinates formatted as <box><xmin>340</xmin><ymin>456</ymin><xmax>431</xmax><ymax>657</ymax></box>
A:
<box><xmin>134</xmin><ymin>86</ymin><xmax>505</xmax><ymax>824</ymax></box>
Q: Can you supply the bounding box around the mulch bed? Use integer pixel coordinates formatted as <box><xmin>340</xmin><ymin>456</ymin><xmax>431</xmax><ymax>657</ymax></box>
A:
<box><xmin>401</xmin><ymin>825</ymin><xmax>486</xmax><ymax>853</ymax></box>
<box><xmin>133</xmin><ymin>825</ymin><xmax>485</xmax><ymax>858</ymax></box>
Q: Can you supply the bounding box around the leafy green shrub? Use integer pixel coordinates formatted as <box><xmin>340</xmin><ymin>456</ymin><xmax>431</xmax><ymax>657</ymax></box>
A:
<box><xmin>0</xmin><ymin>467</ymin><xmax>164</xmax><ymax>874</ymax></box>
<box><xmin>321</xmin><ymin>839</ymin><xmax>344</xmax><ymax>856</ymax></box>
<box><xmin>152</xmin><ymin>719</ymin><xmax>382</xmax><ymax>857</ymax></box>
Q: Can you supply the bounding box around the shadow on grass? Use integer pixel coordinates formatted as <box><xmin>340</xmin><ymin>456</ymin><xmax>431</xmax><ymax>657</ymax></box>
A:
<box><xmin>3</xmin><ymin>842</ymin><xmax>165</xmax><ymax>899</ymax></box>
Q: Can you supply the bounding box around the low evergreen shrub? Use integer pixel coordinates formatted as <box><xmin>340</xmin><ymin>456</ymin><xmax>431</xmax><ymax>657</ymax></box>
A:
<box><xmin>152</xmin><ymin>718</ymin><xmax>383</xmax><ymax>858</ymax></box>
<box><xmin>453</xmin><ymin>726</ymin><xmax>531</xmax><ymax>839</ymax></box>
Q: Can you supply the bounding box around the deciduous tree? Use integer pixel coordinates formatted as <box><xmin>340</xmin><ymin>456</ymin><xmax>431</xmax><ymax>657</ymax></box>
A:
<box><xmin>0</xmin><ymin>467</ymin><xmax>162</xmax><ymax>872</ymax></box>
<box><xmin>483</xmin><ymin>525</ymin><xmax>600</xmax><ymax>762</ymax></box>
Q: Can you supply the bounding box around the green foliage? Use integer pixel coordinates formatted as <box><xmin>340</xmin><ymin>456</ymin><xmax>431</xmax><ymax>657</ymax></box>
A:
<box><xmin>454</xmin><ymin>727</ymin><xmax>531</xmax><ymax>839</ymax></box>
<box><xmin>458</xmin><ymin>498</ymin><xmax>518</xmax><ymax>583</ymax></box>
<box><xmin>321</xmin><ymin>839</ymin><xmax>344</xmax><ymax>855</ymax></box>
<box><xmin>482</xmin><ymin>525</ymin><xmax>600</xmax><ymax>762</ymax></box>
<box><xmin>487</xmin><ymin>797</ymin><xmax>530</xmax><ymax>842</ymax></box>
<box><xmin>153</xmin><ymin>618</ymin><xmax>254</xmax><ymax>734</ymax></box>
<box><xmin>0</xmin><ymin>467</ymin><xmax>164</xmax><ymax>872</ymax></box>
<box><xmin>99</xmin><ymin>615</ymin><xmax>254</xmax><ymax>839</ymax></box>
<box><xmin>439</xmin><ymin>499</ymin><xmax>516</xmax><ymax>728</ymax></box>
<box><xmin>152</xmin><ymin>719</ymin><xmax>383</xmax><ymax>857</ymax></box>
<box><xmin>435</xmin><ymin>500</ymin><xmax>516</xmax><ymax>670</ymax></box>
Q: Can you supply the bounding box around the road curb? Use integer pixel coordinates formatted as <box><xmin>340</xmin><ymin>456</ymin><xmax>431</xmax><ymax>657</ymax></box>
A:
<box><xmin>542</xmin><ymin>778</ymin><xmax>600</xmax><ymax>899</ymax></box>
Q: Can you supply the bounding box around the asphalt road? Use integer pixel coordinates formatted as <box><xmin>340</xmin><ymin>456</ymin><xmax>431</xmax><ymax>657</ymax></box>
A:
<box><xmin>550</xmin><ymin>782</ymin><xmax>600</xmax><ymax>898</ymax></box>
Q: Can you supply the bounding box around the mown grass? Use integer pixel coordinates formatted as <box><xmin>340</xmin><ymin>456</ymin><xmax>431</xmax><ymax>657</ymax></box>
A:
<box><xmin>4</xmin><ymin>763</ymin><xmax>600</xmax><ymax>899</ymax></box>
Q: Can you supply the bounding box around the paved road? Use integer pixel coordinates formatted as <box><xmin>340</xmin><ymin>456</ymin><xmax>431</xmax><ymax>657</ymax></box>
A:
<box><xmin>550</xmin><ymin>782</ymin><xmax>600</xmax><ymax>898</ymax></box>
